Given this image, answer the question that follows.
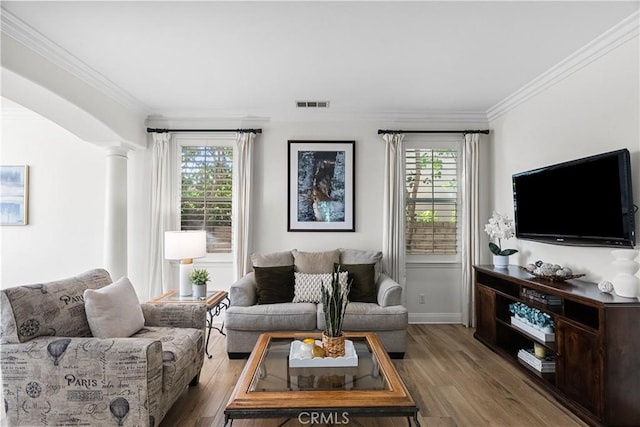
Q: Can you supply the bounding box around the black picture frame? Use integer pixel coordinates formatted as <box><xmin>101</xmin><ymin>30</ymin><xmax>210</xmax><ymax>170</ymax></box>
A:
<box><xmin>287</xmin><ymin>140</ymin><xmax>355</xmax><ymax>232</ymax></box>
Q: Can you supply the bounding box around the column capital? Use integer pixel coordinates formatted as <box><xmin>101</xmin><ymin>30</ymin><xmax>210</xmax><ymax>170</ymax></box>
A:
<box><xmin>105</xmin><ymin>145</ymin><xmax>130</xmax><ymax>158</ymax></box>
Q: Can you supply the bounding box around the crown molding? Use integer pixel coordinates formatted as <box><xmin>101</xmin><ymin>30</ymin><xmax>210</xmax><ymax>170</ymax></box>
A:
<box><xmin>147</xmin><ymin>108</ymin><xmax>489</xmax><ymax>125</ymax></box>
<box><xmin>487</xmin><ymin>11</ymin><xmax>640</xmax><ymax>122</ymax></box>
<box><xmin>1</xmin><ymin>7</ymin><xmax>149</xmax><ymax>115</ymax></box>
<box><xmin>314</xmin><ymin>109</ymin><xmax>489</xmax><ymax>124</ymax></box>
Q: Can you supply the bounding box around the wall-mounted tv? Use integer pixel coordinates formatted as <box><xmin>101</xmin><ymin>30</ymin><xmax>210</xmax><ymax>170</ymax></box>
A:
<box><xmin>512</xmin><ymin>149</ymin><xmax>636</xmax><ymax>248</ymax></box>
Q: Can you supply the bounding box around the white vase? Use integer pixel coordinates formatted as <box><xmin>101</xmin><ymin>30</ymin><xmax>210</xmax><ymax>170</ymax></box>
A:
<box><xmin>493</xmin><ymin>255</ymin><xmax>509</xmax><ymax>268</ymax></box>
<box><xmin>611</xmin><ymin>249</ymin><xmax>639</xmax><ymax>298</ymax></box>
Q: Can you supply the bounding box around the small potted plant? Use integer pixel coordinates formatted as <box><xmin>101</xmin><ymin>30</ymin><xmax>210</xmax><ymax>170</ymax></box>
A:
<box><xmin>321</xmin><ymin>266</ymin><xmax>351</xmax><ymax>357</ymax></box>
<box><xmin>189</xmin><ymin>268</ymin><xmax>210</xmax><ymax>299</ymax></box>
<box><xmin>484</xmin><ymin>211</ymin><xmax>518</xmax><ymax>268</ymax></box>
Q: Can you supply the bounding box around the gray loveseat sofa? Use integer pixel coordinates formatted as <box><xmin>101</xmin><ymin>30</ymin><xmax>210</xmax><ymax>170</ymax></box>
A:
<box><xmin>225</xmin><ymin>249</ymin><xmax>408</xmax><ymax>359</ymax></box>
<box><xmin>0</xmin><ymin>269</ymin><xmax>206</xmax><ymax>427</ymax></box>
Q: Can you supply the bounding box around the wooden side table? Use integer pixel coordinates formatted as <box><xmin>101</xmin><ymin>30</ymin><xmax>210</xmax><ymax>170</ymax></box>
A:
<box><xmin>148</xmin><ymin>289</ymin><xmax>229</xmax><ymax>358</ymax></box>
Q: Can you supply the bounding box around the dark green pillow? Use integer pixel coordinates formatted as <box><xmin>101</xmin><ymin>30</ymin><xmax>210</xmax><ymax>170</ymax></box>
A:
<box><xmin>254</xmin><ymin>265</ymin><xmax>295</xmax><ymax>304</ymax></box>
<box><xmin>337</xmin><ymin>263</ymin><xmax>377</xmax><ymax>303</ymax></box>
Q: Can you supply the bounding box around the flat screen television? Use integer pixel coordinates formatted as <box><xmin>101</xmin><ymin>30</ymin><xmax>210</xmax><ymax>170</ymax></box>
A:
<box><xmin>512</xmin><ymin>149</ymin><xmax>636</xmax><ymax>248</ymax></box>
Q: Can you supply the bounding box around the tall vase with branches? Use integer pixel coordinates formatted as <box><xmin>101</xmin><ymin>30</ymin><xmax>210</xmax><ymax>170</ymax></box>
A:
<box><xmin>321</xmin><ymin>266</ymin><xmax>351</xmax><ymax>357</ymax></box>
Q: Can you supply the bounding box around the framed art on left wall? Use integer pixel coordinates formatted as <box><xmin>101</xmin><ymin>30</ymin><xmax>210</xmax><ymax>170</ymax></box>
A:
<box><xmin>288</xmin><ymin>140</ymin><xmax>355</xmax><ymax>232</ymax></box>
<box><xmin>0</xmin><ymin>165</ymin><xmax>29</xmax><ymax>225</ymax></box>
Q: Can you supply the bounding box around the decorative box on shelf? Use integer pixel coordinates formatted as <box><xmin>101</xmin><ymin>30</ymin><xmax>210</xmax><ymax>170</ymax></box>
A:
<box><xmin>518</xmin><ymin>348</ymin><xmax>556</xmax><ymax>373</ymax></box>
<box><xmin>521</xmin><ymin>287</ymin><xmax>562</xmax><ymax>306</ymax></box>
<box><xmin>289</xmin><ymin>339</ymin><xmax>358</xmax><ymax>368</ymax></box>
<box><xmin>511</xmin><ymin>316</ymin><xmax>555</xmax><ymax>342</ymax></box>
<box><xmin>508</xmin><ymin>302</ymin><xmax>555</xmax><ymax>342</ymax></box>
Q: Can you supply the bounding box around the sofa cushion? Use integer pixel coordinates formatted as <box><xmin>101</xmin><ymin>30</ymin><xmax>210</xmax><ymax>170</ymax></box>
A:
<box><xmin>226</xmin><ymin>303</ymin><xmax>317</xmax><ymax>331</ymax></box>
<box><xmin>293</xmin><ymin>272</ymin><xmax>348</xmax><ymax>303</ymax></box>
<box><xmin>292</xmin><ymin>249</ymin><xmax>339</xmax><ymax>273</ymax></box>
<box><xmin>251</xmin><ymin>251</ymin><xmax>294</xmax><ymax>267</ymax></box>
<box><xmin>317</xmin><ymin>302</ymin><xmax>408</xmax><ymax>331</ymax></box>
<box><xmin>254</xmin><ymin>265</ymin><xmax>295</xmax><ymax>304</ymax></box>
<box><xmin>0</xmin><ymin>269</ymin><xmax>113</xmax><ymax>344</ymax></box>
<box><xmin>131</xmin><ymin>326</ymin><xmax>204</xmax><ymax>393</ymax></box>
<box><xmin>339</xmin><ymin>248</ymin><xmax>383</xmax><ymax>282</ymax></box>
<box><xmin>339</xmin><ymin>263</ymin><xmax>377</xmax><ymax>303</ymax></box>
<box><xmin>84</xmin><ymin>277</ymin><xmax>145</xmax><ymax>338</ymax></box>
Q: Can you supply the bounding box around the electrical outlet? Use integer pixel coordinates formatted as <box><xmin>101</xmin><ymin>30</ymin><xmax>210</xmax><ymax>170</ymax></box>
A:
<box><xmin>419</xmin><ymin>294</ymin><xmax>425</xmax><ymax>304</ymax></box>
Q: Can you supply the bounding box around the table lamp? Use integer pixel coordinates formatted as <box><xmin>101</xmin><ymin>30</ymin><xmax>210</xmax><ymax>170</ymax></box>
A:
<box><xmin>165</xmin><ymin>230</ymin><xmax>207</xmax><ymax>296</ymax></box>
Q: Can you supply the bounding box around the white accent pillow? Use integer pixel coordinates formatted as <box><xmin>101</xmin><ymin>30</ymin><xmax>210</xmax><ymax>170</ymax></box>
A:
<box><xmin>84</xmin><ymin>277</ymin><xmax>145</xmax><ymax>338</ymax></box>
<box><xmin>293</xmin><ymin>272</ymin><xmax>348</xmax><ymax>303</ymax></box>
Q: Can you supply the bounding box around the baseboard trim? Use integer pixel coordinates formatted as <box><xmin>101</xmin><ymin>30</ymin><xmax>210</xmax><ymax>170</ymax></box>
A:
<box><xmin>409</xmin><ymin>313</ymin><xmax>462</xmax><ymax>324</ymax></box>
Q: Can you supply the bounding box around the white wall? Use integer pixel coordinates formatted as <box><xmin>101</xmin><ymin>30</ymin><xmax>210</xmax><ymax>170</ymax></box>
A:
<box><xmin>489</xmin><ymin>36</ymin><xmax>640</xmax><ymax>283</ymax></box>
<box><xmin>129</xmin><ymin>119</ymin><xmax>486</xmax><ymax>321</ymax></box>
<box><xmin>0</xmin><ymin>104</ymin><xmax>106</xmax><ymax>287</ymax></box>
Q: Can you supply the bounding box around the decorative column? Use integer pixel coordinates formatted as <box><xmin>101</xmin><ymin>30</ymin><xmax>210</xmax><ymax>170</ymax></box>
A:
<box><xmin>104</xmin><ymin>146</ymin><xmax>128</xmax><ymax>280</ymax></box>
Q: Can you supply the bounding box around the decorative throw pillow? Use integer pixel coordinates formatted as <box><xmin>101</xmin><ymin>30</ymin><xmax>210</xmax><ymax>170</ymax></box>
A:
<box><xmin>84</xmin><ymin>277</ymin><xmax>145</xmax><ymax>338</ymax></box>
<box><xmin>293</xmin><ymin>272</ymin><xmax>348</xmax><ymax>303</ymax></box>
<box><xmin>338</xmin><ymin>263</ymin><xmax>377</xmax><ymax>303</ymax></box>
<box><xmin>292</xmin><ymin>249</ymin><xmax>340</xmax><ymax>273</ymax></box>
<box><xmin>0</xmin><ymin>269</ymin><xmax>112</xmax><ymax>344</ymax></box>
<box><xmin>251</xmin><ymin>251</ymin><xmax>294</xmax><ymax>267</ymax></box>
<box><xmin>339</xmin><ymin>248</ymin><xmax>383</xmax><ymax>282</ymax></box>
<box><xmin>254</xmin><ymin>265</ymin><xmax>295</xmax><ymax>304</ymax></box>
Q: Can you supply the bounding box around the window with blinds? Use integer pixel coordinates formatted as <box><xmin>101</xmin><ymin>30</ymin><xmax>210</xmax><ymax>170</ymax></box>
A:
<box><xmin>180</xmin><ymin>145</ymin><xmax>233</xmax><ymax>253</ymax></box>
<box><xmin>405</xmin><ymin>148</ymin><xmax>459</xmax><ymax>255</ymax></box>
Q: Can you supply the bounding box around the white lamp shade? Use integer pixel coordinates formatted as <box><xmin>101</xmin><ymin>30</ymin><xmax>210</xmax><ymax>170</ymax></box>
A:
<box><xmin>164</xmin><ymin>230</ymin><xmax>207</xmax><ymax>260</ymax></box>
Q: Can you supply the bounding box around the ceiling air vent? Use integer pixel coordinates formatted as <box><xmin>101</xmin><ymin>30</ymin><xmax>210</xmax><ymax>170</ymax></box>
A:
<box><xmin>296</xmin><ymin>100</ymin><xmax>330</xmax><ymax>108</ymax></box>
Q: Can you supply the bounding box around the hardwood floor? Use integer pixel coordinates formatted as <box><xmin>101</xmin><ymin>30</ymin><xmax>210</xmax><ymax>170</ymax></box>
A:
<box><xmin>160</xmin><ymin>325</ymin><xmax>587</xmax><ymax>427</ymax></box>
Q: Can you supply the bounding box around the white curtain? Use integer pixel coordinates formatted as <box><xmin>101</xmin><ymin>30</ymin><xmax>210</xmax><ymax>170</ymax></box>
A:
<box><xmin>147</xmin><ymin>132</ymin><xmax>174</xmax><ymax>299</ymax></box>
<box><xmin>461</xmin><ymin>132</ymin><xmax>481</xmax><ymax>327</ymax></box>
<box><xmin>381</xmin><ymin>133</ymin><xmax>407</xmax><ymax>302</ymax></box>
<box><xmin>232</xmin><ymin>131</ymin><xmax>255</xmax><ymax>281</ymax></box>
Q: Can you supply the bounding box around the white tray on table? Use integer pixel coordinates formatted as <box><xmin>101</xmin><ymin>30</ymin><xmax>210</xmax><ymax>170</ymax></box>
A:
<box><xmin>289</xmin><ymin>339</ymin><xmax>358</xmax><ymax>368</ymax></box>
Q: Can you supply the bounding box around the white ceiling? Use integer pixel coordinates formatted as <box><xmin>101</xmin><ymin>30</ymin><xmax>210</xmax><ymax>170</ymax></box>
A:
<box><xmin>2</xmin><ymin>1</ymin><xmax>639</xmax><ymax>122</ymax></box>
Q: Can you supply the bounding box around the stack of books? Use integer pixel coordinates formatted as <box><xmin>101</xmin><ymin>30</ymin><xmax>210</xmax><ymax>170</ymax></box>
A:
<box><xmin>517</xmin><ymin>348</ymin><xmax>556</xmax><ymax>373</ymax></box>
<box><xmin>521</xmin><ymin>288</ymin><xmax>562</xmax><ymax>306</ymax></box>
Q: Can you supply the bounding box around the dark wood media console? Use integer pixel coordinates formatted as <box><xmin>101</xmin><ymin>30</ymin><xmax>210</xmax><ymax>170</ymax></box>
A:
<box><xmin>474</xmin><ymin>265</ymin><xmax>640</xmax><ymax>426</ymax></box>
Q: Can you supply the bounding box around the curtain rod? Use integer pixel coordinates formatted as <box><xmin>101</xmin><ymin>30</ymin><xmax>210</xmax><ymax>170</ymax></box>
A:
<box><xmin>377</xmin><ymin>129</ymin><xmax>489</xmax><ymax>135</ymax></box>
<box><xmin>147</xmin><ymin>128</ymin><xmax>262</xmax><ymax>134</ymax></box>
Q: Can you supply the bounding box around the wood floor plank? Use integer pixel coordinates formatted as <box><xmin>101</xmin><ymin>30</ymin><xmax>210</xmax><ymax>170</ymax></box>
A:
<box><xmin>160</xmin><ymin>325</ymin><xmax>588</xmax><ymax>427</ymax></box>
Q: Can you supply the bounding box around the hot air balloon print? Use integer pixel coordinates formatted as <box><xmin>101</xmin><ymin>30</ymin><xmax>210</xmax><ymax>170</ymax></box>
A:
<box><xmin>109</xmin><ymin>397</ymin><xmax>129</xmax><ymax>426</ymax></box>
<box><xmin>47</xmin><ymin>338</ymin><xmax>71</xmax><ymax>366</ymax></box>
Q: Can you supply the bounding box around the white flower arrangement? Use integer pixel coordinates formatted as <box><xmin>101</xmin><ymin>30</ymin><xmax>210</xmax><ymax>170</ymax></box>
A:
<box><xmin>484</xmin><ymin>211</ymin><xmax>518</xmax><ymax>256</ymax></box>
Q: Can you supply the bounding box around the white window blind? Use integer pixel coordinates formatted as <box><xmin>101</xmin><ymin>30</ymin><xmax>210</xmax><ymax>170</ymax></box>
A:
<box><xmin>180</xmin><ymin>145</ymin><xmax>233</xmax><ymax>253</ymax></box>
<box><xmin>405</xmin><ymin>148</ymin><xmax>458</xmax><ymax>255</ymax></box>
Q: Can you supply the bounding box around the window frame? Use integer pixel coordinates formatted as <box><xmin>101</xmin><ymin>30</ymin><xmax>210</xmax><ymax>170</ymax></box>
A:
<box><xmin>174</xmin><ymin>133</ymin><xmax>236</xmax><ymax>263</ymax></box>
<box><xmin>404</xmin><ymin>135</ymin><xmax>462</xmax><ymax>264</ymax></box>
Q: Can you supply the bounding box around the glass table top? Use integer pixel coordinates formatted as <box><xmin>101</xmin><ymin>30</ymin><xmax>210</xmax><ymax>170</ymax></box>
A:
<box><xmin>248</xmin><ymin>337</ymin><xmax>389</xmax><ymax>393</ymax></box>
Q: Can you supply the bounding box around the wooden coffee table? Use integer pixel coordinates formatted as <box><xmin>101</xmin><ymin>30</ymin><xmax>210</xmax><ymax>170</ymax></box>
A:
<box><xmin>224</xmin><ymin>331</ymin><xmax>419</xmax><ymax>426</ymax></box>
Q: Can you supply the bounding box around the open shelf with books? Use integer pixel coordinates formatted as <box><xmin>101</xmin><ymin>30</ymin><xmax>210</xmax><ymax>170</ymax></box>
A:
<box><xmin>517</xmin><ymin>348</ymin><xmax>555</xmax><ymax>372</ymax></box>
<box><xmin>474</xmin><ymin>265</ymin><xmax>640</xmax><ymax>427</ymax></box>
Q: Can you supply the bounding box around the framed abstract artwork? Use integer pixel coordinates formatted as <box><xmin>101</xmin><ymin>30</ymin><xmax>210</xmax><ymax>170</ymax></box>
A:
<box><xmin>0</xmin><ymin>165</ymin><xmax>29</xmax><ymax>225</ymax></box>
<box><xmin>288</xmin><ymin>140</ymin><xmax>355</xmax><ymax>232</ymax></box>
